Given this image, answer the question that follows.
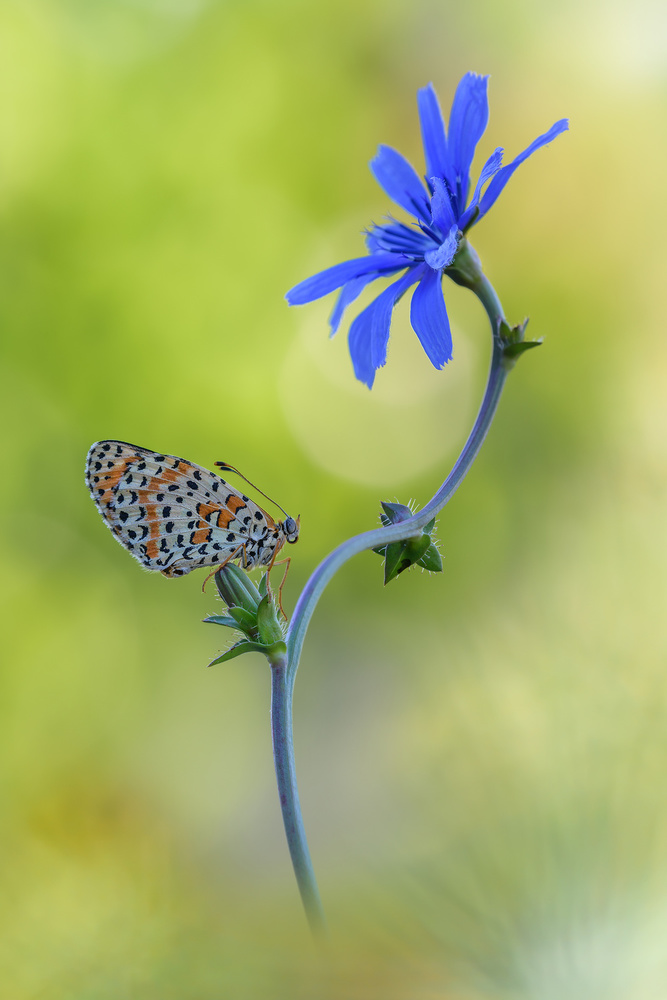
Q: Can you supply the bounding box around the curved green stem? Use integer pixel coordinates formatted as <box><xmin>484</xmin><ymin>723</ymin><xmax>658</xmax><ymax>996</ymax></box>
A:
<box><xmin>286</xmin><ymin>270</ymin><xmax>508</xmax><ymax>680</ymax></box>
<box><xmin>270</xmin><ymin>654</ymin><xmax>326</xmax><ymax>937</ymax></box>
<box><xmin>271</xmin><ymin>264</ymin><xmax>511</xmax><ymax>933</ymax></box>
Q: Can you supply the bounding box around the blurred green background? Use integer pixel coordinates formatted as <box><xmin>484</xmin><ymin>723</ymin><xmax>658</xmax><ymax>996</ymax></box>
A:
<box><xmin>1</xmin><ymin>0</ymin><xmax>667</xmax><ymax>996</ymax></box>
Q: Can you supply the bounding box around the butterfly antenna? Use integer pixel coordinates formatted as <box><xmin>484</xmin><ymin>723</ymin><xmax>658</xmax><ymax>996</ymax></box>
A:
<box><xmin>214</xmin><ymin>461</ymin><xmax>290</xmax><ymax>518</ymax></box>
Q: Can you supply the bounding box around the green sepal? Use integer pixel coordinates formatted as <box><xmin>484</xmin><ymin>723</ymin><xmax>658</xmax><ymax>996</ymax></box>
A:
<box><xmin>382</xmin><ymin>541</ymin><xmax>406</xmax><ymax>583</ymax></box>
<box><xmin>498</xmin><ymin>317</ymin><xmax>542</xmax><ymax>369</ymax></box>
<box><xmin>402</xmin><ymin>533</ymin><xmax>432</xmax><ymax>564</ymax></box>
<box><xmin>375</xmin><ymin>501</ymin><xmax>442</xmax><ymax>582</ymax></box>
<box><xmin>208</xmin><ymin>639</ymin><xmax>281</xmax><ymax>666</ymax></box>
<box><xmin>203</xmin><ymin>614</ymin><xmax>242</xmax><ymax>629</ymax></box>
<box><xmin>380</xmin><ymin>501</ymin><xmax>413</xmax><ymax>526</ymax></box>
<box><xmin>499</xmin><ymin>317</ymin><xmax>528</xmax><ymax>343</ymax></box>
<box><xmin>227</xmin><ymin>606</ymin><xmax>258</xmax><ymax>634</ymax></box>
<box><xmin>384</xmin><ymin>533</ymin><xmax>432</xmax><ymax>584</ymax></box>
<box><xmin>417</xmin><ymin>542</ymin><xmax>443</xmax><ymax>573</ymax></box>
<box><xmin>258</xmin><ymin>573</ymin><xmax>269</xmax><ymax>598</ymax></box>
<box><xmin>444</xmin><ymin>237</ymin><xmax>483</xmax><ymax>288</ymax></box>
<box><xmin>503</xmin><ymin>338</ymin><xmax>543</xmax><ymax>361</ymax></box>
<box><xmin>256</xmin><ymin>594</ymin><xmax>284</xmax><ymax>645</ymax></box>
<box><xmin>209</xmin><ymin>642</ymin><xmax>258</xmax><ymax>665</ymax></box>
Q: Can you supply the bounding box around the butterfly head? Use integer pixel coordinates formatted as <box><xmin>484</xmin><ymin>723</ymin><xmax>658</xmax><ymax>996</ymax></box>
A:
<box><xmin>282</xmin><ymin>515</ymin><xmax>300</xmax><ymax>544</ymax></box>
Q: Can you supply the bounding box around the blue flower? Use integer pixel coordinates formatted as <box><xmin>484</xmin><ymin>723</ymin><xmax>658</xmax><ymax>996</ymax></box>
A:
<box><xmin>286</xmin><ymin>74</ymin><xmax>568</xmax><ymax>388</ymax></box>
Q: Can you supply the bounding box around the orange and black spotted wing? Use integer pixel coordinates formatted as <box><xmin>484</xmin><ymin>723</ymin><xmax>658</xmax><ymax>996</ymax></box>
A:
<box><xmin>85</xmin><ymin>440</ymin><xmax>284</xmax><ymax>577</ymax></box>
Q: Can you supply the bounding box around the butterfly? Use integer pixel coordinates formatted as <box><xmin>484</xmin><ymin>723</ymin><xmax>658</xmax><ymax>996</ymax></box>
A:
<box><xmin>85</xmin><ymin>440</ymin><xmax>300</xmax><ymax>579</ymax></box>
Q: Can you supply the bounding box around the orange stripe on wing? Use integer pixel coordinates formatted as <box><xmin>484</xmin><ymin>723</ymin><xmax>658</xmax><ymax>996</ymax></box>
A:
<box><xmin>159</xmin><ymin>465</ymin><xmax>192</xmax><ymax>483</ymax></box>
<box><xmin>191</xmin><ymin>528</ymin><xmax>212</xmax><ymax>545</ymax></box>
<box><xmin>226</xmin><ymin>496</ymin><xmax>247</xmax><ymax>514</ymax></box>
<box><xmin>145</xmin><ymin>504</ymin><xmax>160</xmax><ymax>538</ymax></box>
<box><xmin>146</xmin><ymin>539</ymin><xmax>160</xmax><ymax>560</ymax></box>
<box><xmin>197</xmin><ymin>502</ymin><xmax>220</xmax><ymax>520</ymax></box>
<box><xmin>196</xmin><ymin>502</ymin><xmax>236</xmax><ymax>529</ymax></box>
<box><xmin>97</xmin><ymin>457</ymin><xmax>138</xmax><ymax>508</ymax></box>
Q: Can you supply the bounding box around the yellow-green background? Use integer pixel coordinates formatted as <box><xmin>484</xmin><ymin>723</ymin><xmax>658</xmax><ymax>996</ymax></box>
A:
<box><xmin>2</xmin><ymin>1</ymin><xmax>666</xmax><ymax>996</ymax></box>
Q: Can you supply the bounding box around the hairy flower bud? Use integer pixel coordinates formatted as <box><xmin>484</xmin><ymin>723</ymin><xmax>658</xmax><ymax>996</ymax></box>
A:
<box><xmin>204</xmin><ymin>565</ymin><xmax>286</xmax><ymax>666</ymax></box>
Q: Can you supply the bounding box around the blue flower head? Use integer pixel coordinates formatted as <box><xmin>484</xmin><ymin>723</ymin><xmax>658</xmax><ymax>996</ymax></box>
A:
<box><xmin>286</xmin><ymin>74</ymin><xmax>568</xmax><ymax>388</ymax></box>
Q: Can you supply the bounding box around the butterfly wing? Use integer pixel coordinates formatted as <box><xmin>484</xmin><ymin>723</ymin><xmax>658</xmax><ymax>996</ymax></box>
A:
<box><xmin>85</xmin><ymin>440</ymin><xmax>277</xmax><ymax>577</ymax></box>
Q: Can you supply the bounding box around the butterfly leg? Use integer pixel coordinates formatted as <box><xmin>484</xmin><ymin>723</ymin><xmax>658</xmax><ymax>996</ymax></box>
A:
<box><xmin>267</xmin><ymin>556</ymin><xmax>291</xmax><ymax>619</ymax></box>
<box><xmin>201</xmin><ymin>543</ymin><xmax>248</xmax><ymax>593</ymax></box>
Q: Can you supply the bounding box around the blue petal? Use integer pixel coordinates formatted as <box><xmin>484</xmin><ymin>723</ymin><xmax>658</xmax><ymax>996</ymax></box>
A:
<box><xmin>476</xmin><ymin>118</ymin><xmax>569</xmax><ymax>223</ymax></box>
<box><xmin>366</xmin><ymin>220</ymin><xmax>432</xmax><ymax>257</ymax></box>
<box><xmin>409</xmin><ymin>267</ymin><xmax>453</xmax><ymax>369</ymax></box>
<box><xmin>459</xmin><ymin>147</ymin><xmax>503</xmax><ymax>230</ymax></box>
<box><xmin>424</xmin><ymin>223</ymin><xmax>459</xmax><ymax>269</ymax></box>
<box><xmin>370</xmin><ymin>145</ymin><xmax>431</xmax><ymax>223</ymax></box>
<box><xmin>447</xmin><ymin>73</ymin><xmax>489</xmax><ymax>207</ymax></box>
<box><xmin>348</xmin><ymin>267</ymin><xmax>423</xmax><ymax>387</ymax></box>
<box><xmin>417</xmin><ymin>84</ymin><xmax>452</xmax><ymax>188</ymax></box>
<box><xmin>429</xmin><ymin>177</ymin><xmax>457</xmax><ymax>233</ymax></box>
<box><xmin>286</xmin><ymin>253</ymin><xmax>408</xmax><ymax>305</ymax></box>
<box><xmin>329</xmin><ymin>272</ymin><xmax>382</xmax><ymax>336</ymax></box>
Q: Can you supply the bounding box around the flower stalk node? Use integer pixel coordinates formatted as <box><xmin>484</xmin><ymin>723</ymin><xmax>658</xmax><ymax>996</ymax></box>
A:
<box><xmin>444</xmin><ymin>237</ymin><xmax>483</xmax><ymax>289</ymax></box>
<box><xmin>204</xmin><ymin>565</ymin><xmax>286</xmax><ymax>665</ymax></box>
<box><xmin>374</xmin><ymin>501</ymin><xmax>443</xmax><ymax>583</ymax></box>
<box><xmin>498</xmin><ymin>317</ymin><xmax>543</xmax><ymax>369</ymax></box>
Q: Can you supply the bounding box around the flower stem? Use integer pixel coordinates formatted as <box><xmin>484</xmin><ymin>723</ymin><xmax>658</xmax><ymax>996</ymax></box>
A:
<box><xmin>272</xmin><ymin>267</ymin><xmax>511</xmax><ymax>932</ymax></box>
<box><xmin>286</xmin><ymin>270</ymin><xmax>508</xmax><ymax>682</ymax></box>
<box><xmin>270</xmin><ymin>654</ymin><xmax>326</xmax><ymax>937</ymax></box>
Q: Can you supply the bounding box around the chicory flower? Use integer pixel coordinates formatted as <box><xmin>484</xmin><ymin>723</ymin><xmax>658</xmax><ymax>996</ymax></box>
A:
<box><xmin>286</xmin><ymin>74</ymin><xmax>568</xmax><ymax>388</ymax></box>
